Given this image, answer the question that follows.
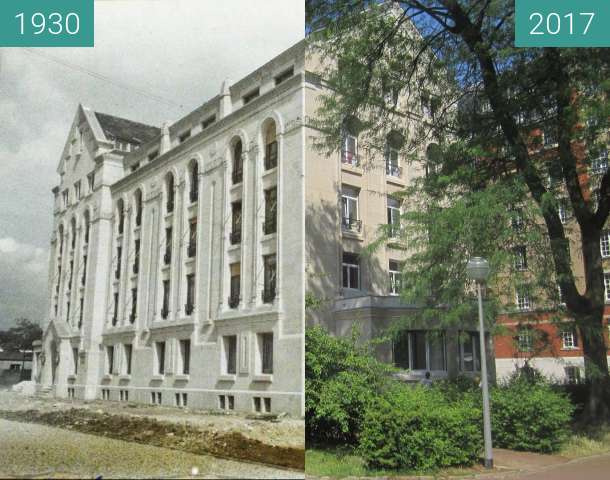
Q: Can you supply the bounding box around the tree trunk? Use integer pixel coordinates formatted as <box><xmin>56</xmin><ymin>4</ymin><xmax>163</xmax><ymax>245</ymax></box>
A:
<box><xmin>579</xmin><ymin>311</ymin><xmax>610</xmax><ymax>420</ymax></box>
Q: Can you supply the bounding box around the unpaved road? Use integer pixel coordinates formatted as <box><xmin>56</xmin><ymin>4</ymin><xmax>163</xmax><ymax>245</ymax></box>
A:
<box><xmin>0</xmin><ymin>419</ymin><xmax>303</xmax><ymax>479</ymax></box>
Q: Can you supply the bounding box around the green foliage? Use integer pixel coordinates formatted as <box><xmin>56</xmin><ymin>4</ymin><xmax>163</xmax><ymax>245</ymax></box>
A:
<box><xmin>0</xmin><ymin>318</ymin><xmax>42</xmax><ymax>352</ymax></box>
<box><xmin>359</xmin><ymin>384</ymin><xmax>483</xmax><ymax>471</ymax></box>
<box><xmin>305</xmin><ymin>326</ymin><xmax>394</xmax><ymax>444</ymax></box>
<box><xmin>491</xmin><ymin>376</ymin><xmax>574</xmax><ymax>453</ymax></box>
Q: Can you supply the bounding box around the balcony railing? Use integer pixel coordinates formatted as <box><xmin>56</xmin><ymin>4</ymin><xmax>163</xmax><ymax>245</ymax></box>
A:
<box><xmin>341</xmin><ymin>150</ymin><xmax>360</xmax><ymax>167</ymax></box>
<box><xmin>232</xmin><ymin>168</ymin><xmax>243</xmax><ymax>185</ymax></box>
<box><xmin>161</xmin><ymin>307</ymin><xmax>169</xmax><ymax>320</ymax></box>
<box><xmin>386</xmin><ymin>164</ymin><xmax>402</xmax><ymax>177</ymax></box>
<box><xmin>230</xmin><ymin>230</ymin><xmax>241</xmax><ymax>245</ymax></box>
<box><xmin>263</xmin><ymin>217</ymin><xmax>277</xmax><ymax>235</ymax></box>
<box><xmin>228</xmin><ymin>294</ymin><xmax>240</xmax><ymax>309</ymax></box>
<box><xmin>185</xmin><ymin>303</ymin><xmax>194</xmax><ymax>315</ymax></box>
<box><xmin>163</xmin><ymin>251</ymin><xmax>171</xmax><ymax>265</ymax></box>
<box><xmin>262</xmin><ymin>287</ymin><xmax>276</xmax><ymax>304</ymax></box>
<box><xmin>342</xmin><ymin>217</ymin><xmax>362</xmax><ymax>233</ymax></box>
<box><xmin>187</xmin><ymin>244</ymin><xmax>196</xmax><ymax>258</ymax></box>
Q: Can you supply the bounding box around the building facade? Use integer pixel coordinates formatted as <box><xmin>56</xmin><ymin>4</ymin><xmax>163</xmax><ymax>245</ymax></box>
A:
<box><xmin>38</xmin><ymin>42</ymin><xmax>306</xmax><ymax>415</ymax></box>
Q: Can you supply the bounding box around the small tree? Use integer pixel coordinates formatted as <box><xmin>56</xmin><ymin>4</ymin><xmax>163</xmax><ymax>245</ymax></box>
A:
<box><xmin>0</xmin><ymin>318</ymin><xmax>42</xmax><ymax>377</ymax></box>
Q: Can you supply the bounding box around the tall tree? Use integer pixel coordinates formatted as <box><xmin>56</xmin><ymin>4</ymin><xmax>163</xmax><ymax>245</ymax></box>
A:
<box><xmin>307</xmin><ymin>0</ymin><xmax>610</xmax><ymax>418</ymax></box>
<box><xmin>0</xmin><ymin>318</ymin><xmax>42</xmax><ymax>352</ymax></box>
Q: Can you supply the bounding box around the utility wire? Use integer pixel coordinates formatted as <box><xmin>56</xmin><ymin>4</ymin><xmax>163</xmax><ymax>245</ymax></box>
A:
<box><xmin>21</xmin><ymin>48</ymin><xmax>186</xmax><ymax>110</ymax></box>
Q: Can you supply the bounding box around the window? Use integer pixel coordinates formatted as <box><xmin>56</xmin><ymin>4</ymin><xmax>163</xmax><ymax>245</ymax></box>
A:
<box><xmin>224</xmin><ymin>335</ymin><xmax>237</xmax><ymax>374</ymax></box>
<box><xmin>178</xmin><ymin>130</ymin><xmax>191</xmax><ymax>143</ymax></box>
<box><xmin>201</xmin><ymin>115</ymin><xmax>216</xmax><ymax>129</ymax></box>
<box><xmin>263</xmin><ymin>254</ymin><xmax>277</xmax><ymax>303</ymax></box>
<box><xmin>84</xmin><ymin>214</ymin><xmax>90</xmax><ymax>244</ymax></box>
<box><xmin>72</xmin><ymin>347</ymin><xmax>79</xmax><ymax>375</ymax></box>
<box><xmin>341</xmin><ymin>186</ymin><xmax>360</xmax><ymax>232</ymax></box>
<box><xmin>543</xmin><ymin>128</ymin><xmax>558</xmax><ymax>147</ymax></box>
<box><xmin>389</xmin><ymin>260</ymin><xmax>401</xmax><ymax>295</ymax></box>
<box><xmin>561</xmin><ymin>329</ymin><xmax>578</xmax><ymax>350</ymax></box>
<box><xmin>188</xmin><ymin>218</ymin><xmax>197</xmax><ymax>257</ymax></box>
<box><xmin>386</xmin><ymin>146</ymin><xmax>400</xmax><ymax>177</ymax></box>
<box><xmin>229</xmin><ymin>262</ymin><xmax>240</xmax><ymax>308</ymax></box>
<box><xmin>81</xmin><ymin>255</ymin><xmax>87</xmax><ymax>286</ymax></box>
<box><xmin>164</xmin><ymin>227</ymin><xmax>172</xmax><ymax>265</ymax></box>
<box><xmin>460</xmin><ymin>332</ymin><xmax>481</xmax><ymax>372</ymax></box>
<box><xmin>511</xmin><ymin>208</ymin><xmax>524</xmax><ymax>231</ymax></box>
<box><xmin>274</xmin><ymin>67</ymin><xmax>294</xmax><ymax>86</ymax></box>
<box><xmin>232</xmin><ymin>140</ymin><xmax>243</xmax><ymax>184</ymax></box>
<box><xmin>264</xmin><ymin>122</ymin><xmax>278</xmax><ymax>170</ymax></box>
<box><xmin>341</xmin><ymin>133</ymin><xmax>358</xmax><ymax>166</ymax></box>
<box><xmin>62</xmin><ymin>189</ymin><xmax>69</xmax><ymax>208</ymax></box>
<box><xmin>70</xmin><ymin>218</ymin><xmax>77</xmax><ymax>250</ymax></box>
<box><xmin>112</xmin><ymin>292</ymin><xmax>119</xmax><ymax>326</ymax></box>
<box><xmin>133</xmin><ymin>239</ymin><xmax>140</xmax><ymax>274</ymax></box>
<box><xmin>155</xmin><ymin>341</ymin><xmax>166</xmax><ymax>375</ymax></box>
<box><xmin>66</xmin><ymin>301</ymin><xmax>71</xmax><ymax>323</ymax></box>
<box><xmin>124</xmin><ymin>344</ymin><xmax>132</xmax><ymax>375</ymax></box>
<box><xmin>166</xmin><ymin>173</ymin><xmax>175</xmax><ymax>213</ymax></box>
<box><xmin>117</xmin><ymin>200</ymin><xmax>125</xmax><ymax>235</ymax></box>
<box><xmin>517</xmin><ymin>329</ymin><xmax>533</xmax><ymax>352</ymax></box>
<box><xmin>175</xmin><ymin>392</ymin><xmax>188</xmax><ymax>407</ymax></box>
<box><xmin>590</xmin><ymin>150</ymin><xmax>608</xmax><ymax>175</ymax></box>
<box><xmin>558</xmin><ymin>198</ymin><xmax>570</xmax><ymax>223</ymax></box>
<box><xmin>231</xmin><ymin>201</ymin><xmax>242</xmax><ymax>244</ymax></box>
<box><xmin>387</xmin><ymin>196</ymin><xmax>401</xmax><ymax>237</ymax></box>
<box><xmin>259</xmin><ymin>332</ymin><xmax>273</xmax><ymax>374</ymax></box>
<box><xmin>147</xmin><ymin>150</ymin><xmax>159</xmax><ymax>162</ymax></box>
<box><xmin>516</xmin><ymin>288</ymin><xmax>531</xmax><ymax>311</ymax></box>
<box><xmin>131</xmin><ymin>163</ymin><xmax>140</xmax><ymax>173</ymax></box>
<box><xmin>392</xmin><ymin>331</ymin><xmax>447</xmax><ymax>371</ymax></box>
<box><xmin>263</xmin><ymin>187</ymin><xmax>277</xmax><ymax>235</ymax></box>
<box><xmin>161</xmin><ymin>280</ymin><xmax>170</xmax><ymax>319</ymax></box>
<box><xmin>565</xmin><ymin>366</ymin><xmax>581</xmax><ymax>384</ymax></box>
<box><xmin>74</xmin><ymin>181</ymin><xmax>81</xmax><ymax>201</ymax></box>
<box><xmin>243</xmin><ymin>88</ymin><xmax>260</xmax><ymax>104</ymax></box>
<box><xmin>68</xmin><ymin>260</ymin><xmax>74</xmax><ymax>290</ymax></box>
<box><xmin>189</xmin><ymin>161</ymin><xmax>199</xmax><ymax>203</ymax></box>
<box><xmin>78</xmin><ymin>297</ymin><xmax>84</xmax><ymax>328</ymax></box>
<box><xmin>604</xmin><ymin>272</ymin><xmax>610</xmax><ymax>302</ymax></box>
<box><xmin>601</xmin><ymin>231</ymin><xmax>610</xmax><ymax>258</ymax></box>
<box><xmin>87</xmin><ymin>172</ymin><xmax>95</xmax><ymax>192</ymax></box>
<box><xmin>106</xmin><ymin>346</ymin><xmax>114</xmax><ymax>375</ymax></box>
<box><xmin>179</xmin><ymin>339</ymin><xmax>191</xmax><ymax>375</ymax></box>
<box><xmin>342</xmin><ymin>252</ymin><xmax>360</xmax><ymax>289</ymax></box>
<box><xmin>130</xmin><ymin>288</ymin><xmax>137</xmax><ymax>323</ymax></box>
<box><xmin>514</xmin><ymin>245</ymin><xmax>527</xmax><ymax>271</ymax></box>
<box><xmin>185</xmin><ymin>274</ymin><xmax>195</xmax><ymax>315</ymax></box>
<box><xmin>134</xmin><ymin>190</ymin><xmax>142</xmax><ymax>227</ymax></box>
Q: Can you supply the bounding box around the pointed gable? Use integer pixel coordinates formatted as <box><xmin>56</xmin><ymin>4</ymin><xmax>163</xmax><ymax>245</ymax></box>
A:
<box><xmin>94</xmin><ymin>112</ymin><xmax>160</xmax><ymax>146</ymax></box>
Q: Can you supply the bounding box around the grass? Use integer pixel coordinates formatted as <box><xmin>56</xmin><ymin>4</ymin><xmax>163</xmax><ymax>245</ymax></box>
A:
<box><xmin>305</xmin><ymin>446</ymin><xmax>484</xmax><ymax>478</ymax></box>
<box><xmin>561</xmin><ymin>425</ymin><xmax>610</xmax><ymax>459</ymax></box>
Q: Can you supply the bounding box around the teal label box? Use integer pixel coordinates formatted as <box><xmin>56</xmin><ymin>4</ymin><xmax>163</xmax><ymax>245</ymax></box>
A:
<box><xmin>0</xmin><ymin>0</ymin><xmax>94</xmax><ymax>47</ymax></box>
<box><xmin>515</xmin><ymin>0</ymin><xmax>610</xmax><ymax>47</ymax></box>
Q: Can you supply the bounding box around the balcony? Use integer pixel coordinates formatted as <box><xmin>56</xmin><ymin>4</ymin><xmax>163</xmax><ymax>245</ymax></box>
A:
<box><xmin>232</xmin><ymin>169</ymin><xmax>243</xmax><ymax>185</ymax></box>
<box><xmin>163</xmin><ymin>251</ymin><xmax>171</xmax><ymax>265</ymax></box>
<box><xmin>228</xmin><ymin>294</ymin><xmax>240</xmax><ymax>309</ymax></box>
<box><xmin>341</xmin><ymin>150</ymin><xmax>360</xmax><ymax>167</ymax></box>
<box><xmin>185</xmin><ymin>303</ymin><xmax>194</xmax><ymax>315</ymax></box>
<box><xmin>386</xmin><ymin>164</ymin><xmax>402</xmax><ymax>177</ymax></box>
<box><xmin>161</xmin><ymin>307</ymin><xmax>169</xmax><ymax>320</ymax></box>
<box><xmin>262</xmin><ymin>287</ymin><xmax>276</xmax><ymax>304</ymax></box>
<box><xmin>187</xmin><ymin>244</ymin><xmax>196</xmax><ymax>258</ymax></box>
<box><xmin>230</xmin><ymin>231</ymin><xmax>241</xmax><ymax>245</ymax></box>
<box><xmin>342</xmin><ymin>217</ymin><xmax>362</xmax><ymax>233</ymax></box>
<box><xmin>263</xmin><ymin>217</ymin><xmax>277</xmax><ymax>235</ymax></box>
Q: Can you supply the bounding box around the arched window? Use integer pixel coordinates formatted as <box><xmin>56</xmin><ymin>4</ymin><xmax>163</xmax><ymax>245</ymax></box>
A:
<box><xmin>58</xmin><ymin>224</ymin><xmax>64</xmax><ymax>255</ymax></box>
<box><xmin>166</xmin><ymin>173</ymin><xmax>175</xmax><ymax>213</ymax></box>
<box><xmin>83</xmin><ymin>211</ymin><xmax>91</xmax><ymax>244</ymax></box>
<box><xmin>264</xmin><ymin>121</ymin><xmax>278</xmax><ymax>170</ymax></box>
<box><xmin>189</xmin><ymin>160</ymin><xmax>199</xmax><ymax>203</ymax></box>
<box><xmin>232</xmin><ymin>140</ymin><xmax>243</xmax><ymax>185</ymax></box>
<box><xmin>70</xmin><ymin>217</ymin><xmax>77</xmax><ymax>250</ymax></box>
<box><xmin>134</xmin><ymin>189</ymin><xmax>143</xmax><ymax>227</ymax></box>
<box><xmin>117</xmin><ymin>199</ymin><xmax>125</xmax><ymax>235</ymax></box>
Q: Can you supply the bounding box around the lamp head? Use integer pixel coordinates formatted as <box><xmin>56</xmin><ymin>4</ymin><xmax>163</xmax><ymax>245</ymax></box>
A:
<box><xmin>466</xmin><ymin>257</ymin><xmax>490</xmax><ymax>282</ymax></box>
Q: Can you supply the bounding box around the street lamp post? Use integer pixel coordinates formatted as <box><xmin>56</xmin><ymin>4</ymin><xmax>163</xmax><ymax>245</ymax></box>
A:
<box><xmin>466</xmin><ymin>257</ymin><xmax>493</xmax><ymax>469</ymax></box>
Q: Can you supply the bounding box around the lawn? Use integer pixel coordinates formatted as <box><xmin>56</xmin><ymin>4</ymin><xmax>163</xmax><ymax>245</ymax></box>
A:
<box><xmin>561</xmin><ymin>425</ymin><xmax>610</xmax><ymax>459</ymax></box>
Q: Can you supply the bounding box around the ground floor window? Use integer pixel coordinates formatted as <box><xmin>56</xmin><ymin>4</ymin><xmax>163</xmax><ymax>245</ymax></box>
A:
<box><xmin>460</xmin><ymin>332</ymin><xmax>481</xmax><ymax>372</ymax></box>
<box><xmin>393</xmin><ymin>330</ymin><xmax>446</xmax><ymax>372</ymax></box>
<box><xmin>565</xmin><ymin>366</ymin><xmax>581</xmax><ymax>384</ymax></box>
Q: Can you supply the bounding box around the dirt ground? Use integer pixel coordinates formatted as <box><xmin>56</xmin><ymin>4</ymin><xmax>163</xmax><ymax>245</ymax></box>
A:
<box><xmin>0</xmin><ymin>389</ymin><xmax>304</xmax><ymax>472</ymax></box>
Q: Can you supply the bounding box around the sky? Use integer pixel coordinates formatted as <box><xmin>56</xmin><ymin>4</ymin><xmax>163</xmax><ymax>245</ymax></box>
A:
<box><xmin>0</xmin><ymin>0</ymin><xmax>305</xmax><ymax>330</ymax></box>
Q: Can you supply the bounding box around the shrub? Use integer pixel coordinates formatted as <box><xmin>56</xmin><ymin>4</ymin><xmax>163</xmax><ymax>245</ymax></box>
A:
<box><xmin>359</xmin><ymin>385</ymin><xmax>483</xmax><ymax>471</ymax></box>
<box><xmin>491</xmin><ymin>376</ymin><xmax>574</xmax><ymax>453</ymax></box>
<box><xmin>305</xmin><ymin>326</ymin><xmax>394</xmax><ymax>444</ymax></box>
